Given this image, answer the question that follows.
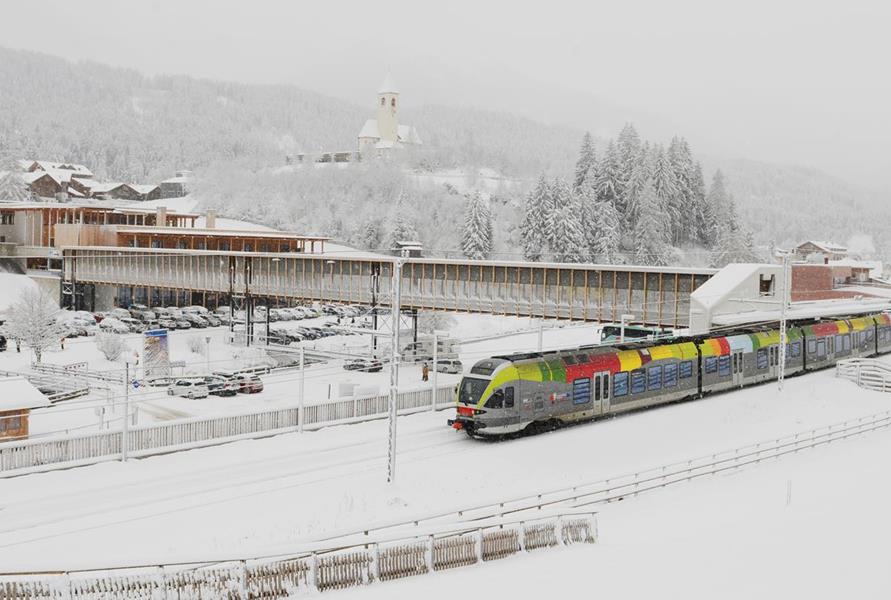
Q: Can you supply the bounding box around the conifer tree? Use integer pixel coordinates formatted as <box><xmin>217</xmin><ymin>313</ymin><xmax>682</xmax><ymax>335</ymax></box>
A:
<box><xmin>690</xmin><ymin>162</ymin><xmax>713</xmax><ymax>246</ymax></box>
<box><xmin>549</xmin><ymin>178</ymin><xmax>586</xmax><ymax>263</ymax></box>
<box><xmin>651</xmin><ymin>144</ymin><xmax>679</xmax><ymax>238</ymax></box>
<box><xmin>616</xmin><ymin>123</ymin><xmax>641</xmax><ymax>210</ymax></box>
<box><xmin>573</xmin><ymin>132</ymin><xmax>597</xmax><ymax>192</ymax></box>
<box><xmin>632</xmin><ymin>179</ymin><xmax>672</xmax><ymax>266</ymax></box>
<box><xmin>667</xmin><ymin>136</ymin><xmax>696</xmax><ymax>245</ymax></box>
<box><xmin>705</xmin><ymin>169</ymin><xmax>728</xmax><ymax>245</ymax></box>
<box><xmin>461</xmin><ymin>191</ymin><xmax>494</xmax><ymax>259</ymax></box>
<box><xmin>359</xmin><ymin>220</ymin><xmax>382</xmax><ymax>250</ymax></box>
<box><xmin>520</xmin><ymin>175</ymin><xmax>549</xmax><ymax>261</ymax></box>
<box><xmin>590</xmin><ymin>198</ymin><xmax>622</xmax><ymax>264</ymax></box>
<box><xmin>0</xmin><ymin>134</ymin><xmax>30</xmax><ymax>202</ymax></box>
<box><xmin>622</xmin><ymin>143</ymin><xmax>653</xmax><ymax>231</ymax></box>
<box><xmin>388</xmin><ymin>213</ymin><xmax>419</xmax><ymax>249</ymax></box>
<box><xmin>595</xmin><ymin>140</ymin><xmax>622</xmax><ymax>209</ymax></box>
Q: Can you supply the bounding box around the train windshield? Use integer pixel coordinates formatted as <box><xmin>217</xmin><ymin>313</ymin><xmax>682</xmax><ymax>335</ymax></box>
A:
<box><xmin>458</xmin><ymin>377</ymin><xmax>490</xmax><ymax>405</ymax></box>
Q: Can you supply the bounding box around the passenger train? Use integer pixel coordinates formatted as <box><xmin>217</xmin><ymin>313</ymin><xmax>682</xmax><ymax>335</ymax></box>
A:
<box><xmin>448</xmin><ymin>313</ymin><xmax>891</xmax><ymax>437</ymax></box>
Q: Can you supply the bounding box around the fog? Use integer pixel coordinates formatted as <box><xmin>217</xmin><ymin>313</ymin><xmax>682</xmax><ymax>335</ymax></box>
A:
<box><xmin>3</xmin><ymin>0</ymin><xmax>889</xmax><ymax>188</ymax></box>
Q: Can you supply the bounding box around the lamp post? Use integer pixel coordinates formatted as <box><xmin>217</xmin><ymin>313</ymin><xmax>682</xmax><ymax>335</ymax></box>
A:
<box><xmin>778</xmin><ymin>251</ymin><xmax>791</xmax><ymax>391</ymax></box>
<box><xmin>204</xmin><ymin>335</ymin><xmax>211</xmax><ymax>375</ymax></box>
<box><xmin>387</xmin><ymin>250</ymin><xmax>407</xmax><ymax>483</ymax></box>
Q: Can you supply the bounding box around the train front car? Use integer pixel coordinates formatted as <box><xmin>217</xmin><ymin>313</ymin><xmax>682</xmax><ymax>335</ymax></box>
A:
<box><xmin>448</xmin><ymin>357</ymin><xmax>526</xmax><ymax>437</ymax></box>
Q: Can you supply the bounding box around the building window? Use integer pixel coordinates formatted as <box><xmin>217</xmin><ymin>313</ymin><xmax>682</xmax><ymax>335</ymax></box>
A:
<box><xmin>756</xmin><ymin>348</ymin><xmax>769</xmax><ymax>369</ymax></box>
<box><xmin>664</xmin><ymin>363</ymin><xmax>678</xmax><ymax>387</ymax></box>
<box><xmin>704</xmin><ymin>357</ymin><xmax>718</xmax><ymax>374</ymax></box>
<box><xmin>380</xmin><ymin>97</ymin><xmax>385</xmax><ymax>106</ymax></box>
<box><xmin>647</xmin><ymin>365</ymin><xmax>662</xmax><ymax>391</ymax></box>
<box><xmin>613</xmin><ymin>372</ymin><xmax>628</xmax><ymax>397</ymax></box>
<box><xmin>0</xmin><ymin>212</ymin><xmax>13</xmax><ymax>225</ymax></box>
<box><xmin>0</xmin><ymin>414</ymin><xmax>22</xmax><ymax>432</ymax></box>
<box><xmin>572</xmin><ymin>378</ymin><xmax>590</xmax><ymax>405</ymax></box>
<box><xmin>759</xmin><ymin>274</ymin><xmax>776</xmax><ymax>296</ymax></box>
<box><xmin>630</xmin><ymin>369</ymin><xmax>646</xmax><ymax>394</ymax></box>
<box><xmin>718</xmin><ymin>355</ymin><xmax>732</xmax><ymax>377</ymax></box>
<box><xmin>679</xmin><ymin>360</ymin><xmax>693</xmax><ymax>378</ymax></box>
<box><xmin>391</xmin><ymin>98</ymin><xmax>396</xmax><ymax>107</ymax></box>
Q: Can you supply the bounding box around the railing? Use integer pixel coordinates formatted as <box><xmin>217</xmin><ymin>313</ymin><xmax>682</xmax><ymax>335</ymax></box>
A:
<box><xmin>302</xmin><ymin>408</ymin><xmax>891</xmax><ymax>547</ymax></box>
<box><xmin>0</xmin><ymin>511</ymin><xmax>597</xmax><ymax>597</ymax></box>
<box><xmin>836</xmin><ymin>358</ymin><xmax>891</xmax><ymax>392</ymax></box>
<box><xmin>32</xmin><ymin>361</ymin><xmax>124</xmax><ymax>385</ymax></box>
<box><xmin>0</xmin><ymin>385</ymin><xmax>455</xmax><ymax>476</ymax></box>
<box><xmin>0</xmin><ymin>368</ymin><xmax>91</xmax><ymax>403</ymax></box>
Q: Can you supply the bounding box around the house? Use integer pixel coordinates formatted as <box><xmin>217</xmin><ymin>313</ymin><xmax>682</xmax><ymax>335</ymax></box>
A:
<box><xmin>159</xmin><ymin>171</ymin><xmax>191</xmax><ymax>198</ymax></box>
<box><xmin>794</xmin><ymin>241</ymin><xmax>848</xmax><ymax>263</ymax></box>
<box><xmin>357</xmin><ymin>74</ymin><xmax>423</xmax><ymax>153</ymax></box>
<box><xmin>75</xmin><ymin>181</ymin><xmax>162</xmax><ymax>201</ymax></box>
<box><xmin>26</xmin><ymin>160</ymin><xmax>93</xmax><ymax>180</ymax></box>
<box><xmin>0</xmin><ymin>376</ymin><xmax>52</xmax><ymax>441</ymax></box>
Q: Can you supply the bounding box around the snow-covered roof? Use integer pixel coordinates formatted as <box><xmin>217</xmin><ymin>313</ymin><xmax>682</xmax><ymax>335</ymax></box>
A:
<box><xmin>161</xmin><ymin>175</ymin><xmax>190</xmax><ymax>184</ymax></box>
<box><xmin>128</xmin><ymin>184</ymin><xmax>160</xmax><ymax>195</ymax></box>
<box><xmin>84</xmin><ymin>182</ymin><xmax>125</xmax><ymax>194</ymax></box>
<box><xmin>711</xmin><ymin>298</ymin><xmax>891</xmax><ymax>327</ymax></box>
<box><xmin>30</xmin><ymin>160</ymin><xmax>93</xmax><ymax>177</ymax></box>
<box><xmin>0</xmin><ymin>376</ymin><xmax>52</xmax><ymax>411</ymax></box>
<box><xmin>397</xmin><ymin>124</ymin><xmax>422</xmax><ymax>145</ymax></box>
<box><xmin>357</xmin><ymin>119</ymin><xmax>380</xmax><ymax>140</ymax></box>
<box><xmin>114</xmin><ymin>225</ymin><xmax>328</xmax><ymax>241</ymax></box>
<box><xmin>799</xmin><ymin>240</ymin><xmax>847</xmax><ymax>254</ymax></box>
<box><xmin>377</xmin><ymin>73</ymin><xmax>399</xmax><ymax>95</ymax></box>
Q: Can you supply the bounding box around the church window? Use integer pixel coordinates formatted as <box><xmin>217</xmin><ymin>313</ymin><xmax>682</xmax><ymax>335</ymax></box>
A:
<box><xmin>391</xmin><ymin>98</ymin><xmax>396</xmax><ymax>107</ymax></box>
<box><xmin>380</xmin><ymin>97</ymin><xmax>385</xmax><ymax>106</ymax></box>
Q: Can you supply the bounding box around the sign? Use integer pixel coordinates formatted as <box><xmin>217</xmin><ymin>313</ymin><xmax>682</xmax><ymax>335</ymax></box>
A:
<box><xmin>143</xmin><ymin>329</ymin><xmax>170</xmax><ymax>379</ymax></box>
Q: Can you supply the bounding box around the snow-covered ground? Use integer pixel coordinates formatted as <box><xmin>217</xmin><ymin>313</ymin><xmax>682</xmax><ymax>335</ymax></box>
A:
<box><xmin>1</xmin><ymin>361</ymin><xmax>889</xmax><ymax>576</ymax></box>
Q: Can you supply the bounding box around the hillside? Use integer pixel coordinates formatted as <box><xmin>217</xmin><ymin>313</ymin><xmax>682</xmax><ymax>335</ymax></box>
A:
<box><xmin>1</xmin><ymin>46</ymin><xmax>887</xmax><ymax>259</ymax></box>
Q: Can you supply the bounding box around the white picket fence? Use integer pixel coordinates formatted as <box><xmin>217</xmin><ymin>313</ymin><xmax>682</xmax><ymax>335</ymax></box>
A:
<box><xmin>0</xmin><ymin>385</ymin><xmax>455</xmax><ymax>476</ymax></box>
<box><xmin>0</xmin><ymin>511</ymin><xmax>597</xmax><ymax>598</ymax></box>
<box><xmin>836</xmin><ymin>358</ymin><xmax>891</xmax><ymax>392</ymax></box>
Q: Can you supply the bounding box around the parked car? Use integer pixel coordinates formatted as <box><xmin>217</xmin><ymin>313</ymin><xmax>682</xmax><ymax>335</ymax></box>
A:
<box><xmin>119</xmin><ymin>317</ymin><xmax>147</xmax><ymax>333</ymax></box>
<box><xmin>204</xmin><ymin>314</ymin><xmax>222</xmax><ymax>327</ymax></box>
<box><xmin>167</xmin><ymin>380</ymin><xmax>209</xmax><ymax>399</ymax></box>
<box><xmin>435</xmin><ymin>359</ymin><xmax>464</xmax><ymax>374</ymax></box>
<box><xmin>164</xmin><ymin>307</ymin><xmax>183</xmax><ymax>319</ymax></box>
<box><xmin>109</xmin><ymin>308</ymin><xmax>131</xmax><ymax>321</ymax></box>
<box><xmin>233</xmin><ymin>374</ymin><xmax>264</xmax><ymax>393</ymax></box>
<box><xmin>182</xmin><ymin>305</ymin><xmax>209</xmax><ymax>315</ymax></box>
<box><xmin>99</xmin><ymin>317</ymin><xmax>130</xmax><ymax>334</ymax></box>
<box><xmin>343</xmin><ymin>358</ymin><xmax>383</xmax><ymax>373</ymax></box>
<box><xmin>0</xmin><ymin>335</ymin><xmax>6</xmax><ymax>352</ymax></box>
<box><xmin>174</xmin><ymin>319</ymin><xmax>192</xmax><ymax>330</ymax></box>
<box><xmin>157</xmin><ymin>318</ymin><xmax>177</xmax><ymax>330</ymax></box>
<box><xmin>183</xmin><ymin>313</ymin><xmax>208</xmax><ymax>328</ymax></box>
<box><xmin>203</xmin><ymin>376</ymin><xmax>239</xmax><ymax>397</ymax></box>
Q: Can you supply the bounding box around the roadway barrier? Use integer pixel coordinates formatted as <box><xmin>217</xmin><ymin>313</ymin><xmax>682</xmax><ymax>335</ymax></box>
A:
<box><xmin>0</xmin><ymin>385</ymin><xmax>456</xmax><ymax>476</ymax></box>
<box><xmin>0</xmin><ymin>511</ymin><xmax>597</xmax><ymax>597</ymax></box>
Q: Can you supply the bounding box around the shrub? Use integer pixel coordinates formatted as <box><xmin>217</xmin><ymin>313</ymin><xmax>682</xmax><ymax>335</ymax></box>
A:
<box><xmin>188</xmin><ymin>336</ymin><xmax>207</xmax><ymax>356</ymax></box>
<box><xmin>95</xmin><ymin>332</ymin><xmax>127</xmax><ymax>361</ymax></box>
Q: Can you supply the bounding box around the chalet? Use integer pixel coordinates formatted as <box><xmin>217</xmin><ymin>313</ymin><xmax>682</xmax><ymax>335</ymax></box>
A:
<box><xmin>795</xmin><ymin>241</ymin><xmax>848</xmax><ymax>263</ymax></box>
<box><xmin>159</xmin><ymin>171</ymin><xmax>191</xmax><ymax>198</ymax></box>
<box><xmin>0</xmin><ymin>376</ymin><xmax>51</xmax><ymax>441</ymax></box>
<box><xmin>26</xmin><ymin>160</ymin><xmax>93</xmax><ymax>180</ymax></box>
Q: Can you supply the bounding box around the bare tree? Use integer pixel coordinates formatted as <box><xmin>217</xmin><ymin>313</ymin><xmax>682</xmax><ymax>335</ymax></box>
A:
<box><xmin>1</xmin><ymin>287</ymin><xmax>67</xmax><ymax>363</ymax></box>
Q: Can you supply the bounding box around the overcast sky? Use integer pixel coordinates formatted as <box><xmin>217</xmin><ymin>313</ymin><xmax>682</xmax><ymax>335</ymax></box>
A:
<box><xmin>4</xmin><ymin>0</ymin><xmax>889</xmax><ymax>188</ymax></box>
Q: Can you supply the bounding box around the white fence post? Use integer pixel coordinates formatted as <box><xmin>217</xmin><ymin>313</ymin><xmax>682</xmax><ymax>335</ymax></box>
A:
<box><xmin>476</xmin><ymin>528</ymin><xmax>484</xmax><ymax>562</ymax></box>
<box><xmin>426</xmin><ymin>535</ymin><xmax>434</xmax><ymax>572</ymax></box>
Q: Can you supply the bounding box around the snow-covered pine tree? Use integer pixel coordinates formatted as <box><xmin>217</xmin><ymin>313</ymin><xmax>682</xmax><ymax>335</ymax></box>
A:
<box><xmin>520</xmin><ymin>175</ymin><xmax>549</xmax><ymax>261</ymax></box>
<box><xmin>549</xmin><ymin>178</ymin><xmax>586</xmax><ymax>263</ymax></box>
<box><xmin>651</xmin><ymin>145</ymin><xmax>679</xmax><ymax>243</ymax></box>
<box><xmin>0</xmin><ymin>134</ymin><xmax>30</xmax><ymax>202</ymax></box>
<box><xmin>590</xmin><ymin>198</ymin><xmax>622</xmax><ymax>264</ymax></box>
<box><xmin>709</xmin><ymin>195</ymin><xmax>761</xmax><ymax>267</ymax></box>
<box><xmin>0</xmin><ymin>287</ymin><xmax>67</xmax><ymax>363</ymax></box>
<box><xmin>615</xmin><ymin>123</ymin><xmax>641</xmax><ymax>215</ymax></box>
<box><xmin>577</xmin><ymin>177</ymin><xmax>598</xmax><ymax>261</ymax></box>
<box><xmin>705</xmin><ymin>169</ymin><xmax>729</xmax><ymax>244</ymax></box>
<box><xmin>667</xmin><ymin>137</ymin><xmax>696</xmax><ymax>245</ymax></box>
<box><xmin>573</xmin><ymin>132</ymin><xmax>597</xmax><ymax>192</ymax></box>
<box><xmin>690</xmin><ymin>162</ymin><xmax>713</xmax><ymax>247</ymax></box>
<box><xmin>387</xmin><ymin>213</ymin><xmax>419</xmax><ymax>250</ymax></box>
<box><xmin>631</xmin><ymin>179</ymin><xmax>672</xmax><ymax>266</ymax></box>
<box><xmin>461</xmin><ymin>191</ymin><xmax>494</xmax><ymax>259</ymax></box>
<box><xmin>622</xmin><ymin>143</ymin><xmax>653</xmax><ymax>231</ymax></box>
<box><xmin>594</xmin><ymin>140</ymin><xmax>622</xmax><ymax>210</ymax></box>
<box><xmin>359</xmin><ymin>220</ymin><xmax>382</xmax><ymax>250</ymax></box>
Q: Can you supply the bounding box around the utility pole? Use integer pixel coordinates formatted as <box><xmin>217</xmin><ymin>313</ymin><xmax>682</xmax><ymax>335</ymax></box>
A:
<box><xmin>431</xmin><ymin>331</ymin><xmax>438</xmax><ymax>411</ymax></box>
<box><xmin>387</xmin><ymin>250</ymin><xmax>407</xmax><ymax>484</ymax></box>
<box><xmin>537</xmin><ymin>322</ymin><xmax>543</xmax><ymax>351</ymax></box>
<box><xmin>121</xmin><ymin>362</ymin><xmax>129</xmax><ymax>462</ymax></box>
<box><xmin>204</xmin><ymin>335</ymin><xmax>211</xmax><ymax>375</ymax></box>
<box><xmin>299</xmin><ymin>346</ymin><xmax>305</xmax><ymax>433</ymax></box>
<box><xmin>778</xmin><ymin>251</ymin><xmax>791</xmax><ymax>391</ymax></box>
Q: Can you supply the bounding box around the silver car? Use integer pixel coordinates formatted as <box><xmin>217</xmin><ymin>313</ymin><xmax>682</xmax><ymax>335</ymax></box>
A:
<box><xmin>167</xmin><ymin>380</ymin><xmax>209</xmax><ymax>399</ymax></box>
<box><xmin>435</xmin><ymin>359</ymin><xmax>464</xmax><ymax>374</ymax></box>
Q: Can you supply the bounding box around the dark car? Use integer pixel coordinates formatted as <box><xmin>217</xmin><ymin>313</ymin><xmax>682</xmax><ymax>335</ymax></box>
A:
<box><xmin>0</xmin><ymin>335</ymin><xmax>6</xmax><ymax>352</ymax></box>
<box><xmin>203</xmin><ymin>375</ymin><xmax>239</xmax><ymax>397</ymax></box>
<box><xmin>343</xmin><ymin>358</ymin><xmax>383</xmax><ymax>373</ymax></box>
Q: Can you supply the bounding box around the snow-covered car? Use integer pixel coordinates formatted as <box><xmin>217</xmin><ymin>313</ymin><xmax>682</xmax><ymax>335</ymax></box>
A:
<box><xmin>182</xmin><ymin>305</ymin><xmax>209</xmax><ymax>315</ymax></box>
<box><xmin>0</xmin><ymin>335</ymin><xmax>6</xmax><ymax>352</ymax></box>
<box><xmin>109</xmin><ymin>308</ymin><xmax>131</xmax><ymax>321</ymax></box>
<box><xmin>233</xmin><ymin>374</ymin><xmax>264</xmax><ymax>393</ymax></box>
<box><xmin>203</xmin><ymin>376</ymin><xmax>239</xmax><ymax>397</ymax></box>
<box><xmin>174</xmin><ymin>319</ymin><xmax>192</xmax><ymax>329</ymax></box>
<box><xmin>119</xmin><ymin>317</ymin><xmax>147</xmax><ymax>333</ymax></box>
<box><xmin>157</xmin><ymin>318</ymin><xmax>177</xmax><ymax>330</ymax></box>
<box><xmin>182</xmin><ymin>313</ymin><xmax>208</xmax><ymax>328</ymax></box>
<box><xmin>164</xmin><ymin>307</ymin><xmax>183</xmax><ymax>319</ymax></box>
<box><xmin>435</xmin><ymin>359</ymin><xmax>464</xmax><ymax>374</ymax></box>
<box><xmin>167</xmin><ymin>380</ymin><xmax>209</xmax><ymax>399</ymax></box>
<box><xmin>98</xmin><ymin>317</ymin><xmax>130</xmax><ymax>334</ymax></box>
<box><xmin>343</xmin><ymin>358</ymin><xmax>383</xmax><ymax>373</ymax></box>
<box><xmin>204</xmin><ymin>314</ymin><xmax>221</xmax><ymax>327</ymax></box>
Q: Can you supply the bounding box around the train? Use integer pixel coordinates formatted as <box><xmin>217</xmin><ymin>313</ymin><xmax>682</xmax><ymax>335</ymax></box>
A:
<box><xmin>448</xmin><ymin>312</ymin><xmax>891</xmax><ymax>437</ymax></box>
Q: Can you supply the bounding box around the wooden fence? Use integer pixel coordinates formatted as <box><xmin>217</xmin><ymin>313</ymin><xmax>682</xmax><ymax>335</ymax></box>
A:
<box><xmin>0</xmin><ymin>385</ymin><xmax>455</xmax><ymax>476</ymax></box>
<box><xmin>0</xmin><ymin>513</ymin><xmax>597</xmax><ymax>598</ymax></box>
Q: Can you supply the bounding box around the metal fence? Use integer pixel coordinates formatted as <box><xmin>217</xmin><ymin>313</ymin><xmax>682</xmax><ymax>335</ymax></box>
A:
<box><xmin>0</xmin><ymin>512</ymin><xmax>597</xmax><ymax>598</ymax></box>
<box><xmin>0</xmin><ymin>385</ymin><xmax>455</xmax><ymax>476</ymax></box>
<box><xmin>836</xmin><ymin>358</ymin><xmax>891</xmax><ymax>392</ymax></box>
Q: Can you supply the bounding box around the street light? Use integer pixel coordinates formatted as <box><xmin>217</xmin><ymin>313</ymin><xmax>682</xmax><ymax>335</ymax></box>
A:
<box><xmin>205</xmin><ymin>335</ymin><xmax>211</xmax><ymax>375</ymax></box>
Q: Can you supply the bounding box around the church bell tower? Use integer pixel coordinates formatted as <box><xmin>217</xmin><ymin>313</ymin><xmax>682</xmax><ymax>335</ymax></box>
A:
<box><xmin>376</xmin><ymin>73</ymin><xmax>399</xmax><ymax>144</ymax></box>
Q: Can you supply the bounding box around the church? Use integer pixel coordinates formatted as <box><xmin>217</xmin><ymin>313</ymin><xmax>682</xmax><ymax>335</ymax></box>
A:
<box><xmin>357</xmin><ymin>74</ymin><xmax>422</xmax><ymax>152</ymax></box>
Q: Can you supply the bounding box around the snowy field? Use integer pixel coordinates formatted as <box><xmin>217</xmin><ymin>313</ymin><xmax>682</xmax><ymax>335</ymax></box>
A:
<box><xmin>1</xmin><ymin>360</ymin><xmax>889</xmax><ymax>580</ymax></box>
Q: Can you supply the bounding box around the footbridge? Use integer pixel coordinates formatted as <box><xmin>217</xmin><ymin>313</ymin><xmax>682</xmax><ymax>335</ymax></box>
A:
<box><xmin>61</xmin><ymin>247</ymin><xmax>715</xmax><ymax>328</ymax></box>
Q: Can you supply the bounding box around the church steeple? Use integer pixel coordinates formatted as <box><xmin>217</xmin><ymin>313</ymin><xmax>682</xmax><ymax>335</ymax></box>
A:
<box><xmin>376</xmin><ymin>73</ymin><xmax>399</xmax><ymax>143</ymax></box>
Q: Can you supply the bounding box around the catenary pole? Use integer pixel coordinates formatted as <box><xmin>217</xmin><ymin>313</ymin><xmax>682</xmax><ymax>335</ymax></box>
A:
<box><xmin>121</xmin><ymin>361</ymin><xmax>129</xmax><ymax>462</ymax></box>
<box><xmin>299</xmin><ymin>346</ymin><xmax>305</xmax><ymax>433</ymax></box>
<box><xmin>387</xmin><ymin>249</ymin><xmax>406</xmax><ymax>483</ymax></box>
<box><xmin>431</xmin><ymin>331</ymin><xmax>438</xmax><ymax>411</ymax></box>
<box><xmin>778</xmin><ymin>251</ymin><xmax>791</xmax><ymax>391</ymax></box>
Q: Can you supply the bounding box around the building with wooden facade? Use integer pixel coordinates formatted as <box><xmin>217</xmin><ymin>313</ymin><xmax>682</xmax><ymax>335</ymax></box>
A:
<box><xmin>0</xmin><ymin>377</ymin><xmax>51</xmax><ymax>441</ymax></box>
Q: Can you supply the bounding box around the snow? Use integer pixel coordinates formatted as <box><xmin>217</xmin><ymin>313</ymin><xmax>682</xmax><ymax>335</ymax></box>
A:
<box><xmin>1</xmin><ymin>357</ymin><xmax>889</xmax><ymax>571</ymax></box>
<box><xmin>0</xmin><ymin>376</ymin><xmax>51</xmax><ymax>410</ymax></box>
<box><xmin>0</xmin><ymin>272</ymin><xmax>38</xmax><ymax>314</ymax></box>
<box><xmin>126</xmin><ymin>195</ymin><xmax>200</xmax><ymax>213</ymax></box>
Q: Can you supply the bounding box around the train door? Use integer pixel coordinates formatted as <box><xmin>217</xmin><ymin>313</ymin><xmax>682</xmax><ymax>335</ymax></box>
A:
<box><xmin>593</xmin><ymin>371</ymin><xmax>610</xmax><ymax>415</ymax></box>
<box><xmin>768</xmin><ymin>345</ymin><xmax>778</xmax><ymax>378</ymax></box>
<box><xmin>731</xmin><ymin>350</ymin><xmax>745</xmax><ymax>386</ymax></box>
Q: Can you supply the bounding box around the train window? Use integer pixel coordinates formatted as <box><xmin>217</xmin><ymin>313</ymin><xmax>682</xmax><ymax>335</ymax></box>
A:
<box><xmin>572</xmin><ymin>378</ymin><xmax>591</xmax><ymax>404</ymax></box>
<box><xmin>867</xmin><ymin>329</ymin><xmax>874</xmax><ymax>342</ymax></box>
<box><xmin>816</xmin><ymin>339</ymin><xmax>826</xmax><ymax>357</ymax></box>
<box><xmin>679</xmin><ymin>361</ymin><xmax>693</xmax><ymax>378</ymax></box>
<box><xmin>631</xmin><ymin>369</ymin><xmax>646</xmax><ymax>394</ymax></box>
<box><xmin>790</xmin><ymin>341</ymin><xmax>801</xmax><ymax>358</ymax></box>
<box><xmin>603</xmin><ymin>374</ymin><xmax>609</xmax><ymax>400</ymax></box>
<box><xmin>807</xmin><ymin>339</ymin><xmax>817</xmax><ymax>354</ymax></box>
<box><xmin>756</xmin><ymin>348</ymin><xmax>768</xmax><ymax>369</ymax></box>
<box><xmin>563</xmin><ymin>355</ymin><xmax>577</xmax><ymax>365</ymax></box>
<box><xmin>613</xmin><ymin>372</ymin><xmax>628</xmax><ymax>397</ymax></box>
<box><xmin>718</xmin><ymin>355</ymin><xmax>731</xmax><ymax>377</ymax></box>
<box><xmin>487</xmin><ymin>390</ymin><xmax>504</xmax><ymax>409</ymax></box>
<box><xmin>594</xmin><ymin>376</ymin><xmax>601</xmax><ymax>401</ymax></box>
<box><xmin>844</xmin><ymin>335</ymin><xmax>851</xmax><ymax>351</ymax></box>
<box><xmin>704</xmin><ymin>357</ymin><xmax>717</xmax><ymax>374</ymax></box>
<box><xmin>504</xmin><ymin>387</ymin><xmax>515</xmax><ymax>408</ymax></box>
<box><xmin>664</xmin><ymin>363</ymin><xmax>678</xmax><ymax>387</ymax></box>
<box><xmin>827</xmin><ymin>336</ymin><xmax>834</xmax><ymax>353</ymax></box>
<box><xmin>576</xmin><ymin>354</ymin><xmax>589</xmax><ymax>363</ymax></box>
<box><xmin>647</xmin><ymin>365</ymin><xmax>662</xmax><ymax>391</ymax></box>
